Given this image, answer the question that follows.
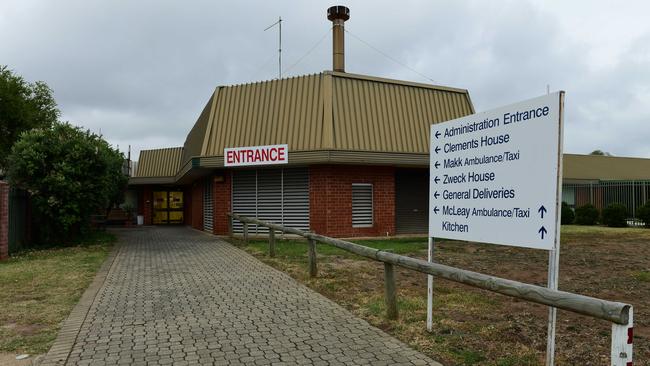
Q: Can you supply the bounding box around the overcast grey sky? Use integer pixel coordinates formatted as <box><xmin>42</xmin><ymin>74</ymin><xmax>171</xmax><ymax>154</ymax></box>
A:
<box><xmin>2</xmin><ymin>0</ymin><xmax>649</xmax><ymax>160</ymax></box>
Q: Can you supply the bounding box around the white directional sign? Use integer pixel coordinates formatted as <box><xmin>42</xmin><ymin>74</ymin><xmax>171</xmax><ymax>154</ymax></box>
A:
<box><xmin>429</xmin><ymin>92</ymin><xmax>564</xmax><ymax>250</ymax></box>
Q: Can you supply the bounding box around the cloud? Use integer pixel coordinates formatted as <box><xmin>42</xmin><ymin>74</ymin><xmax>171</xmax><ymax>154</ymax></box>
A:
<box><xmin>1</xmin><ymin>0</ymin><xmax>649</xmax><ymax>159</ymax></box>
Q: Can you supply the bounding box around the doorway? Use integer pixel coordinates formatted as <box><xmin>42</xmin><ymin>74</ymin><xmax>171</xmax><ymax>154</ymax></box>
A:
<box><xmin>395</xmin><ymin>169</ymin><xmax>429</xmax><ymax>234</ymax></box>
<box><xmin>153</xmin><ymin>191</ymin><xmax>184</xmax><ymax>224</ymax></box>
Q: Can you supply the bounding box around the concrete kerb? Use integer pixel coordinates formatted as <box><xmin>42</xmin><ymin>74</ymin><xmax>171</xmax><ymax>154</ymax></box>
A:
<box><xmin>38</xmin><ymin>240</ymin><xmax>122</xmax><ymax>366</ymax></box>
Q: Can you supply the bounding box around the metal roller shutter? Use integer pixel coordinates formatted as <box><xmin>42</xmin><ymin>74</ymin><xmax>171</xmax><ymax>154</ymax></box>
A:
<box><xmin>232</xmin><ymin>168</ymin><xmax>309</xmax><ymax>234</ymax></box>
<box><xmin>203</xmin><ymin>177</ymin><xmax>214</xmax><ymax>232</ymax></box>
<box><xmin>395</xmin><ymin>169</ymin><xmax>429</xmax><ymax>234</ymax></box>
<box><xmin>282</xmin><ymin>168</ymin><xmax>310</xmax><ymax>231</ymax></box>
<box><xmin>257</xmin><ymin>169</ymin><xmax>282</xmax><ymax>234</ymax></box>
<box><xmin>352</xmin><ymin>184</ymin><xmax>373</xmax><ymax>227</ymax></box>
<box><xmin>232</xmin><ymin>170</ymin><xmax>257</xmax><ymax>233</ymax></box>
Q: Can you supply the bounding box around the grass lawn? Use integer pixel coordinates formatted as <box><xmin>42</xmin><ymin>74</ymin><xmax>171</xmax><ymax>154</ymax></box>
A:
<box><xmin>0</xmin><ymin>231</ymin><xmax>114</xmax><ymax>355</ymax></box>
<box><xmin>234</xmin><ymin>225</ymin><xmax>650</xmax><ymax>365</ymax></box>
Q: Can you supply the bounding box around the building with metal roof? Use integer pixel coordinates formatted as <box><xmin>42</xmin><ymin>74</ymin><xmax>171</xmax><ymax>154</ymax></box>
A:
<box><xmin>129</xmin><ymin>6</ymin><xmax>650</xmax><ymax>234</ymax></box>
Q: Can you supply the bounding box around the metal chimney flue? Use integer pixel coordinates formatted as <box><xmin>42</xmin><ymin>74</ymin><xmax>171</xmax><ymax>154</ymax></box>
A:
<box><xmin>327</xmin><ymin>5</ymin><xmax>350</xmax><ymax>72</ymax></box>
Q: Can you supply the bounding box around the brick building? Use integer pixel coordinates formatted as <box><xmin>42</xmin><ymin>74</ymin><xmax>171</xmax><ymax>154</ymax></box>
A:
<box><xmin>128</xmin><ymin>69</ymin><xmax>474</xmax><ymax>237</ymax></box>
<box><xmin>129</xmin><ymin>6</ymin><xmax>477</xmax><ymax>237</ymax></box>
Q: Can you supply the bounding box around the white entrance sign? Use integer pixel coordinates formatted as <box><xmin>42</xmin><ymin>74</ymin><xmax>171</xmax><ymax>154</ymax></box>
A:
<box><xmin>428</xmin><ymin>92</ymin><xmax>563</xmax><ymax>250</ymax></box>
<box><xmin>224</xmin><ymin>144</ymin><xmax>288</xmax><ymax>167</ymax></box>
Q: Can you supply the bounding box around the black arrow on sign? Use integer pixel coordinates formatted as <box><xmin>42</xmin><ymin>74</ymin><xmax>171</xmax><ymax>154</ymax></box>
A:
<box><xmin>435</xmin><ymin>161</ymin><xmax>440</xmax><ymax>169</ymax></box>
<box><xmin>435</xmin><ymin>131</ymin><xmax>441</xmax><ymax>139</ymax></box>
<box><xmin>433</xmin><ymin>191</ymin><xmax>440</xmax><ymax>199</ymax></box>
<box><xmin>538</xmin><ymin>205</ymin><xmax>547</xmax><ymax>219</ymax></box>
<box><xmin>433</xmin><ymin>206</ymin><xmax>439</xmax><ymax>214</ymax></box>
<box><xmin>538</xmin><ymin>226</ymin><xmax>547</xmax><ymax>239</ymax></box>
<box><xmin>435</xmin><ymin>146</ymin><xmax>441</xmax><ymax>154</ymax></box>
<box><xmin>434</xmin><ymin>176</ymin><xmax>440</xmax><ymax>184</ymax></box>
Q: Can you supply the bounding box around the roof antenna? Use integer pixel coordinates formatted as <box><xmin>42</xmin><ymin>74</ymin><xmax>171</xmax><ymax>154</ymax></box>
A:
<box><xmin>264</xmin><ymin>17</ymin><xmax>282</xmax><ymax>79</ymax></box>
<box><xmin>546</xmin><ymin>84</ymin><xmax>550</xmax><ymax>95</ymax></box>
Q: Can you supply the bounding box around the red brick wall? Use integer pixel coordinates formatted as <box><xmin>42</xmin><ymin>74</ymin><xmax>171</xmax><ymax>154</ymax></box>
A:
<box><xmin>213</xmin><ymin>171</ymin><xmax>231</xmax><ymax>235</ymax></box>
<box><xmin>309</xmin><ymin>165</ymin><xmax>395</xmax><ymax>237</ymax></box>
<box><xmin>190</xmin><ymin>180</ymin><xmax>204</xmax><ymax>230</ymax></box>
<box><xmin>142</xmin><ymin>186</ymin><xmax>153</xmax><ymax>225</ymax></box>
<box><xmin>0</xmin><ymin>181</ymin><xmax>9</xmax><ymax>260</ymax></box>
<box><xmin>183</xmin><ymin>187</ymin><xmax>192</xmax><ymax>226</ymax></box>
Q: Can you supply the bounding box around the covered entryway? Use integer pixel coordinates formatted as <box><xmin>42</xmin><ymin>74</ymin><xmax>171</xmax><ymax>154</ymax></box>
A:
<box><xmin>153</xmin><ymin>190</ymin><xmax>184</xmax><ymax>224</ymax></box>
<box><xmin>395</xmin><ymin>169</ymin><xmax>429</xmax><ymax>234</ymax></box>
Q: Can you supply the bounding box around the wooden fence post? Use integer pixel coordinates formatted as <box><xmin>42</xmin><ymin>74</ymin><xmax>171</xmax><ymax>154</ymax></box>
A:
<box><xmin>384</xmin><ymin>262</ymin><xmax>398</xmax><ymax>320</ymax></box>
<box><xmin>243</xmin><ymin>222</ymin><xmax>248</xmax><ymax>244</ymax></box>
<box><xmin>308</xmin><ymin>238</ymin><xmax>317</xmax><ymax>278</ymax></box>
<box><xmin>269</xmin><ymin>229</ymin><xmax>276</xmax><ymax>257</ymax></box>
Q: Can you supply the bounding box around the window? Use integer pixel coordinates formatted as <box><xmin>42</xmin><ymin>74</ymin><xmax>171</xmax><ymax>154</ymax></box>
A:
<box><xmin>352</xmin><ymin>183</ymin><xmax>373</xmax><ymax>227</ymax></box>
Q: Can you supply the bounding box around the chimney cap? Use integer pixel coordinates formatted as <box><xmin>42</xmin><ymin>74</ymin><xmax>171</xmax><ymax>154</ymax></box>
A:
<box><xmin>327</xmin><ymin>5</ymin><xmax>350</xmax><ymax>21</ymax></box>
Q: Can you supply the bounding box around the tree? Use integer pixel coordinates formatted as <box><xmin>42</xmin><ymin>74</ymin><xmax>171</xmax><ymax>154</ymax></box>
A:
<box><xmin>0</xmin><ymin>66</ymin><xmax>60</xmax><ymax>171</ymax></box>
<box><xmin>590</xmin><ymin>150</ymin><xmax>612</xmax><ymax>156</ymax></box>
<box><xmin>7</xmin><ymin>122</ymin><xmax>127</xmax><ymax>243</ymax></box>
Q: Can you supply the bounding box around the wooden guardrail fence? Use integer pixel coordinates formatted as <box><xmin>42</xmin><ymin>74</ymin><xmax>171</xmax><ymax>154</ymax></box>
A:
<box><xmin>228</xmin><ymin>213</ymin><xmax>634</xmax><ymax>364</ymax></box>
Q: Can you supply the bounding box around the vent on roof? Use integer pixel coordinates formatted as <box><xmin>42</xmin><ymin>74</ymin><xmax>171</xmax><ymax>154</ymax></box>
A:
<box><xmin>327</xmin><ymin>5</ymin><xmax>350</xmax><ymax>72</ymax></box>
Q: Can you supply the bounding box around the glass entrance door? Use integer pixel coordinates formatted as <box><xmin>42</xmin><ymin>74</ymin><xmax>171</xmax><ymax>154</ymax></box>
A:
<box><xmin>168</xmin><ymin>191</ymin><xmax>184</xmax><ymax>224</ymax></box>
<box><xmin>153</xmin><ymin>191</ymin><xmax>184</xmax><ymax>224</ymax></box>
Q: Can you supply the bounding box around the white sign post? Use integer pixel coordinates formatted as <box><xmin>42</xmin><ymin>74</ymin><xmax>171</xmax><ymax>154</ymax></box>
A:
<box><xmin>428</xmin><ymin>92</ymin><xmax>564</xmax><ymax>365</ymax></box>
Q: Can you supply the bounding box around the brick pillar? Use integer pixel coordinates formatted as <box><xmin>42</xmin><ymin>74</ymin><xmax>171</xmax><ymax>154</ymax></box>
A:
<box><xmin>213</xmin><ymin>171</ymin><xmax>232</xmax><ymax>235</ymax></box>
<box><xmin>143</xmin><ymin>186</ymin><xmax>153</xmax><ymax>225</ymax></box>
<box><xmin>0</xmin><ymin>181</ymin><xmax>9</xmax><ymax>260</ymax></box>
<box><xmin>183</xmin><ymin>187</ymin><xmax>192</xmax><ymax>226</ymax></box>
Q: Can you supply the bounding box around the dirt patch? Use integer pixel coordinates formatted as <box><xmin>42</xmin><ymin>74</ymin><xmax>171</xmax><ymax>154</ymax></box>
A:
<box><xmin>243</xmin><ymin>226</ymin><xmax>650</xmax><ymax>365</ymax></box>
<box><xmin>0</xmin><ymin>353</ymin><xmax>40</xmax><ymax>366</ymax></box>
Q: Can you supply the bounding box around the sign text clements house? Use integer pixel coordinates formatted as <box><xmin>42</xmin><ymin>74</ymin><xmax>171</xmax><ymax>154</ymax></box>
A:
<box><xmin>224</xmin><ymin>144</ymin><xmax>288</xmax><ymax>167</ymax></box>
<box><xmin>429</xmin><ymin>92</ymin><xmax>563</xmax><ymax>251</ymax></box>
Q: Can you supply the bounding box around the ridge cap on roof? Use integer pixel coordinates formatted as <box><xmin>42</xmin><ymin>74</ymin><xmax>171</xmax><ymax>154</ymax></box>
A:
<box><xmin>140</xmin><ymin>146</ymin><xmax>183</xmax><ymax>152</ymax></box>
<box><xmin>212</xmin><ymin>71</ymin><xmax>469</xmax><ymax>94</ymax></box>
<box><xmin>565</xmin><ymin>153</ymin><xmax>650</xmax><ymax>161</ymax></box>
<box><xmin>325</xmin><ymin>70</ymin><xmax>469</xmax><ymax>94</ymax></box>
<box><xmin>216</xmin><ymin>72</ymin><xmax>323</xmax><ymax>89</ymax></box>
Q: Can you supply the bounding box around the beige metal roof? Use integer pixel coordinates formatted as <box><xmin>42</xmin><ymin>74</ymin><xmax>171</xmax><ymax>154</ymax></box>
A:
<box><xmin>563</xmin><ymin>154</ymin><xmax>650</xmax><ymax>181</ymax></box>
<box><xmin>331</xmin><ymin>73</ymin><xmax>473</xmax><ymax>152</ymax></box>
<box><xmin>181</xmin><ymin>92</ymin><xmax>215</xmax><ymax>165</ymax></box>
<box><xmin>133</xmin><ymin>147</ymin><xmax>183</xmax><ymax>178</ymax></box>
<box><xmin>201</xmin><ymin>71</ymin><xmax>473</xmax><ymax>156</ymax></box>
<box><xmin>131</xmin><ymin>71</ymin><xmax>474</xmax><ymax>182</ymax></box>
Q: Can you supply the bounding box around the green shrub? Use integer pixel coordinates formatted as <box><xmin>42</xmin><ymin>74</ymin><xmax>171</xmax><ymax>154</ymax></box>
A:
<box><xmin>7</xmin><ymin>122</ymin><xmax>127</xmax><ymax>244</ymax></box>
<box><xmin>561</xmin><ymin>202</ymin><xmax>575</xmax><ymax>224</ymax></box>
<box><xmin>574</xmin><ymin>204</ymin><xmax>599</xmax><ymax>225</ymax></box>
<box><xmin>637</xmin><ymin>201</ymin><xmax>650</xmax><ymax>228</ymax></box>
<box><xmin>602</xmin><ymin>203</ymin><xmax>628</xmax><ymax>227</ymax></box>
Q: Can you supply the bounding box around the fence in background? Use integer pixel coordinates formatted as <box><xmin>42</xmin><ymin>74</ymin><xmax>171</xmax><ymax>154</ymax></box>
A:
<box><xmin>229</xmin><ymin>212</ymin><xmax>635</xmax><ymax>365</ymax></box>
<box><xmin>563</xmin><ymin>181</ymin><xmax>650</xmax><ymax>220</ymax></box>
<box><xmin>8</xmin><ymin>187</ymin><xmax>29</xmax><ymax>253</ymax></box>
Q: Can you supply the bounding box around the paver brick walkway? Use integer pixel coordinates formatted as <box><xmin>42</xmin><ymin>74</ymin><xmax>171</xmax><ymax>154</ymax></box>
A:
<box><xmin>50</xmin><ymin>227</ymin><xmax>439</xmax><ymax>365</ymax></box>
